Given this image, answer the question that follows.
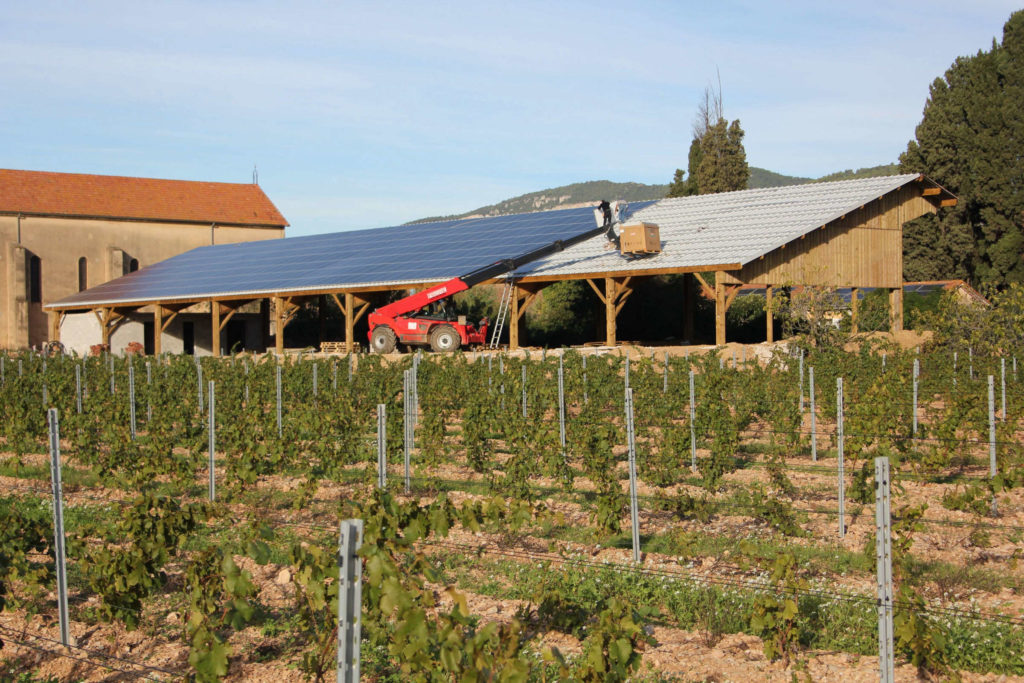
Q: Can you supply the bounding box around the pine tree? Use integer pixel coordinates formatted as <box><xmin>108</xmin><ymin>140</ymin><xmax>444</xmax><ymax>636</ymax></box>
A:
<box><xmin>900</xmin><ymin>10</ymin><xmax>1024</xmax><ymax>288</ymax></box>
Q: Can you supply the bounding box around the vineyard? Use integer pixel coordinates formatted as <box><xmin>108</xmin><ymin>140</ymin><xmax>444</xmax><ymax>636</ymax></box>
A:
<box><xmin>1</xmin><ymin>341</ymin><xmax>1023</xmax><ymax>682</ymax></box>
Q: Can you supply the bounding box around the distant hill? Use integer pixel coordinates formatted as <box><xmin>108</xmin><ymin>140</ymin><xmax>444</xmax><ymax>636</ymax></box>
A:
<box><xmin>749</xmin><ymin>167</ymin><xmax>811</xmax><ymax>187</ymax></box>
<box><xmin>814</xmin><ymin>164</ymin><xmax>900</xmax><ymax>182</ymax></box>
<box><xmin>409</xmin><ymin>181</ymin><xmax>669</xmax><ymax>224</ymax></box>
<box><xmin>408</xmin><ymin>164</ymin><xmax>898</xmax><ymax>223</ymax></box>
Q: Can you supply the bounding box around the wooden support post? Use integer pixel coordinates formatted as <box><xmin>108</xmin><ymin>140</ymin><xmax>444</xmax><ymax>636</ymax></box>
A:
<box><xmin>99</xmin><ymin>309</ymin><xmax>111</xmax><ymax>347</ymax></box>
<box><xmin>211</xmin><ymin>300</ymin><xmax>222</xmax><ymax>357</ymax></box>
<box><xmin>605</xmin><ymin>278</ymin><xmax>617</xmax><ymax>346</ymax></box>
<box><xmin>889</xmin><ymin>287</ymin><xmax>903</xmax><ymax>334</ymax></box>
<box><xmin>154</xmin><ymin>304</ymin><xmax>182</xmax><ymax>356</ymax></box>
<box><xmin>715</xmin><ymin>274</ymin><xmax>726</xmax><ymax>346</ymax></box>
<box><xmin>153</xmin><ymin>305</ymin><xmax>163</xmax><ymax>355</ymax></box>
<box><xmin>510</xmin><ymin>289</ymin><xmax>521</xmax><ymax>350</ymax></box>
<box><xmin>586</xmin><ymin>277</ymin><xmax>634</xmax><ymax>347</ymax></box>
<box><xmin>343</xmin><ymin>292</ymin><xmax>355</xmax><ymax>353</ymax></box>
<box><xmin>765</xmin><ymin>284</ymin><xmax>773</xmax><ymax>343</ymax></box>
<box><xmin>94</xmin><ymin>307</ymin><xmax>127</xmax><ymax>348</ymax></box>
<box><xmin>509</xmin><ymin>286</ymin><xmax>539</xmax><ymax>350</ymax></box>
<box><xmin>332</xmin><ymin>292</ymin><xmax>370</xmax><ymax>354</ymax></box>
<box><xmin>851</xmin><ymin>287</ymin><xmax>860</xmax><ymax>334</ymax></box>
<box><xmin>274</xmin><ymin>297</ymin><xmax>285</xmax><ymax>356</ymax></box>
<box><xmin>48</xmin><ymin>310</ymin><xmax>62</xmax><ymax>343</ymax></box>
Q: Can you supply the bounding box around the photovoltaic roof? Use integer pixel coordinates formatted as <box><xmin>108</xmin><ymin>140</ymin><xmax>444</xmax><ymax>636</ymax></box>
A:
<box><xmin>48</xmin><ymin>174</ymin><xmax>951</xmax><ymax>311</ymax></box>
<box><xmin>49</xmin><ymin>202</ymin><xmax>656</xmax><ymax>309</ymax></box>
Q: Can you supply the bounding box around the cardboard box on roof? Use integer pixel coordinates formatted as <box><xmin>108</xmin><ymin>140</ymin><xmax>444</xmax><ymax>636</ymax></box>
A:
<box><xmin>620</xmin><ymin>222</ymin><xmax>661</xmax><ymax>255</ymax></box>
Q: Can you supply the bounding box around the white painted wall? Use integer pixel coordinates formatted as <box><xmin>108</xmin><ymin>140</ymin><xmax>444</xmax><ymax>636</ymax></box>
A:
<box><xmin>60</xmin><ymin>312</ymin><xmax>264</xmax><ymax>356</ymax></box>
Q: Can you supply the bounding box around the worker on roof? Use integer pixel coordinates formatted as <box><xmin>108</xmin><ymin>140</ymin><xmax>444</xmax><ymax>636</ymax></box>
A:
<box><xmin>598</xmin><ymin>200</ymin><xmax>620</xmax><ymax>250</ymax></box>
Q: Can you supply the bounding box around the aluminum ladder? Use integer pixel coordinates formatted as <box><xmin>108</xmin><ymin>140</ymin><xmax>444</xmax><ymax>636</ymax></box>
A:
<box><xmin>488</xmin><ymin>278</ymin><xmax>515</xmax><ymax>349</ymax></box>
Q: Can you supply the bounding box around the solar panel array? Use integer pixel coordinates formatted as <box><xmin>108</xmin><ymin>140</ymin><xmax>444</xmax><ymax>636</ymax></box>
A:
<box><xmin>51</xmin><ymin>202</ymin><xmax>656</xmax><ymax>308</ymax></box>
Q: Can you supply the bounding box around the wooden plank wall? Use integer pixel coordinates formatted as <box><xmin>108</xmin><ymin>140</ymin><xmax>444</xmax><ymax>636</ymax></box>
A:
<box><xmin>723</xmin><ymin>185</ymin><xmax>935</xmax><ymax>289</ymax></box>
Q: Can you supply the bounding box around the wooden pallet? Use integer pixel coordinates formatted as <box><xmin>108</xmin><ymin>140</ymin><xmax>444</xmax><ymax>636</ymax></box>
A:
<box><xmin>320</xmin><ymin>341</ymin><xmax>352</xmax><ymax>354</ymax></box>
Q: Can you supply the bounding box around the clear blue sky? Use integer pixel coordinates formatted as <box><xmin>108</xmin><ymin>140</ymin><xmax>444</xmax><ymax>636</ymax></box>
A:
<box><xmin>1</xmin><ymin>1</ymin><xmax>1018</xmax><ymax>236</ymax></box>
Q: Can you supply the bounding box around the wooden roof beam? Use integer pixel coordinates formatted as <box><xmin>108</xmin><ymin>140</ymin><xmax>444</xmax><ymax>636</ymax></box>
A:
<box><xmin>585</xmin><ymin>278</ymin><xmax>607</xmax><ymax>304</ymax></box>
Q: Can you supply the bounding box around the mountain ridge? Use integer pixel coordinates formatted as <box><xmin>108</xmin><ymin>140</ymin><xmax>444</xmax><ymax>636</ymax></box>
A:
<box><xmin>408</xmin><ymin>164</ymin><xmax>899</xmax><ymax>223</ymax></box>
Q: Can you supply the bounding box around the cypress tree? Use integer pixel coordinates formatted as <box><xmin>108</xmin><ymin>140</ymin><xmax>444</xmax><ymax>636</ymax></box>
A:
<box><xmin>667</xmin><ymin>139</ymin><xmax>703</xmax><ymax>197</ymax></box>
<box><xmin>696</xmin><ymin>118</ymin><xmax>749</xmax><ymax>194</ymax></box>
<box><xmin>900</xmin><ymin>10</ymin><xmax>1024</xmax><ymax>288</ymax></box>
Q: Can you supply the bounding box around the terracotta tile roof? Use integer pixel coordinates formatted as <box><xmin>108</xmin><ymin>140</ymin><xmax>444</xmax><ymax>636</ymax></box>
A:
<box><xmin>0</xmin><ymin>169</ymin><xmax>288</xmax><ymax>227</ymax></box>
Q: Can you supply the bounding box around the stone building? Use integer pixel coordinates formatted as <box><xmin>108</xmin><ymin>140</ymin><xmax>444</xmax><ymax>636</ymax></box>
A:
<box><xmin>1</xmin><ymin>169</ymin><xmax>287</xmax><ymax>352</ymax></box>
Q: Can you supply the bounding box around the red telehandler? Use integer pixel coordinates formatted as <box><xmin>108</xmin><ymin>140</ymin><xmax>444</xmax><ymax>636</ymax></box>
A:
<box><xmin>366</xmin><ymin>202</ymin><xmax>626</xmax><ymax>353</ymax></box>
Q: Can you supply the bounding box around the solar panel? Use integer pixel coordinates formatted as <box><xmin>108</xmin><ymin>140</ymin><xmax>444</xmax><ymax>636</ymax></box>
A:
<box><xmin>49</xmin><ymin>202</ymin><xmax>657</xmax><ymax>308</ymax></box>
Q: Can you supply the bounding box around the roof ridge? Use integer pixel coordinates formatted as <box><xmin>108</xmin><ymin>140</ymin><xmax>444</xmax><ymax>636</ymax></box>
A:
<box><xmin>0</xmin><ymin>167</ymin><xmax>260</xmax><ymax>188</ymax></box>
<box><xmin>656</xmin><ymin>173</ymin><xmax>918</xmax><ymax>204</ymax></box>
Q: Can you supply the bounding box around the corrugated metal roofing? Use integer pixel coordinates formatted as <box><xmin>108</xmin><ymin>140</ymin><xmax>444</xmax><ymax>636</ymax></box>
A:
<box><xmin>516</xmin><ymin>174</ymin><xmax>923</xmax><ymax>278</ymax></box>
<box><xmin>0</xmin><ymin>169</ymin><xmax>288</xmax><ymax>227</ymax></box>
<box><xmin>48</xmin><ymin>202</ymin><xmax>655</xmax><ymax>308</ymax></box>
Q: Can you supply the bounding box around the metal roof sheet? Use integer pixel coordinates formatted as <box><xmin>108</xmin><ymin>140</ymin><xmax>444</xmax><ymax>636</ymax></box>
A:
<box><xmin>48</xmin><ymin>202</ymin><xmax>655</xmax><ymax>308</ymax></box>
<box><xmin>516</xmin><ymin>174</ymin><xmax>923</xmax><ymax>278</ymax></box>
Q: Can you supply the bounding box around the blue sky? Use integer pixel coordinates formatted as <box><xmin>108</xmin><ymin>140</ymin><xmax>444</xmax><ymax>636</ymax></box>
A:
<box><xmin>1</xmin><ymin>1</ymin><xmax>1019</xmax><ymax>236</ymax></box>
